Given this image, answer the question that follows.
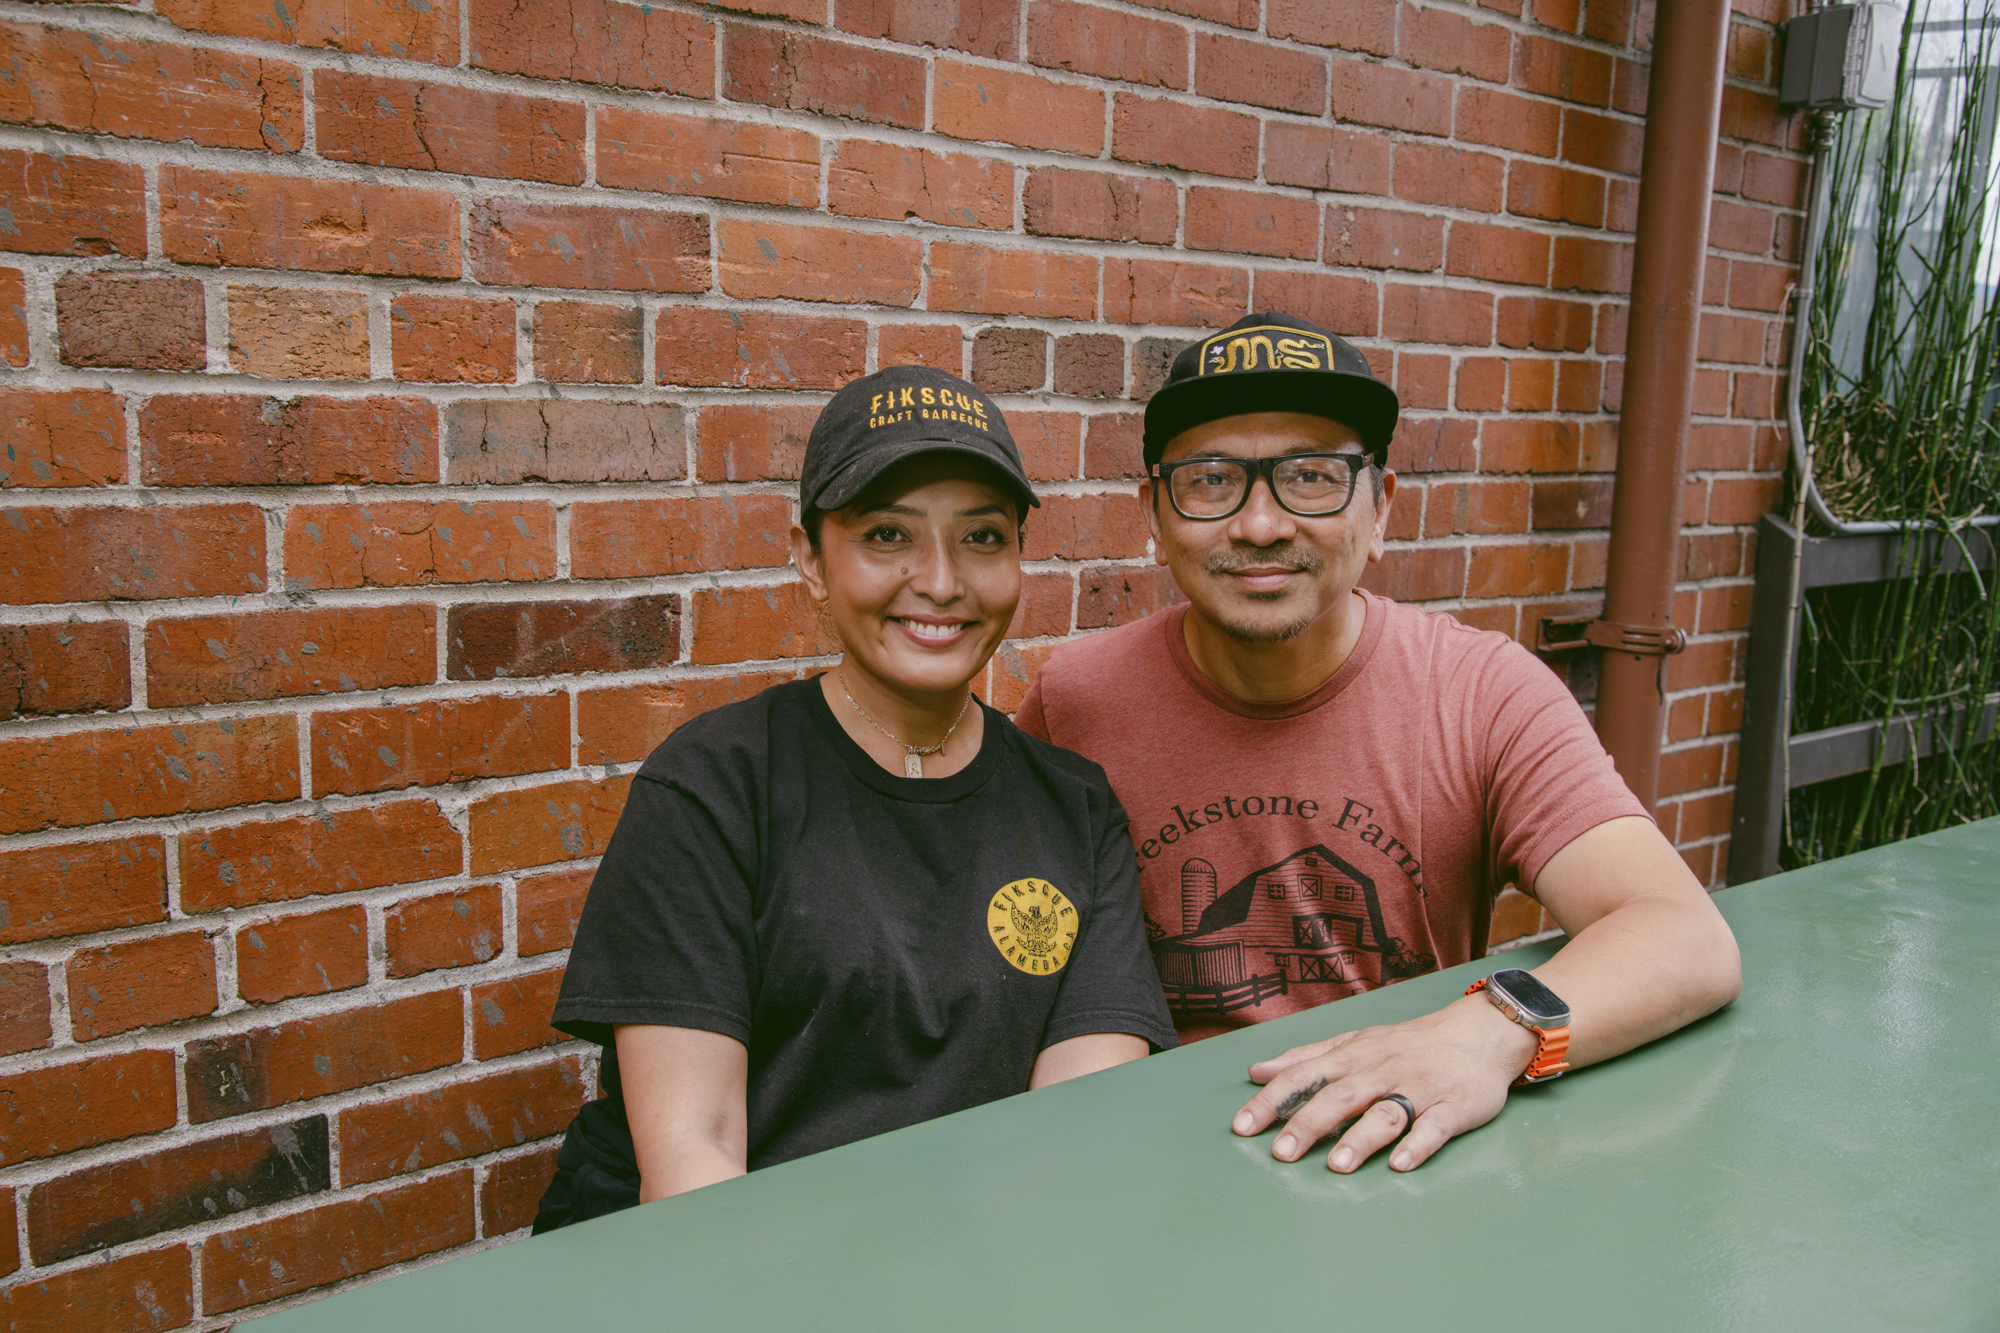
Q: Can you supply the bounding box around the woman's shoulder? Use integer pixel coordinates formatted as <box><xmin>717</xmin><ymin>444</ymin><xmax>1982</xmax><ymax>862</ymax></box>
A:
<box><xmin>994</xmin><ymin>707</ymin><xmax>1120</xmax><ymax>798</ymax></box>
<box><xmin>635</xmin><ymin>676</ymin><xmax>820</xmax><ymax>785</ymax></box>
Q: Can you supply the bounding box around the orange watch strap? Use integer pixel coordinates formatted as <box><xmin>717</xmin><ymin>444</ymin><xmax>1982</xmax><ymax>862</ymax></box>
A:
<box><xmin>1466</xmin><ymin>977</ymin><xmax>1571</xmax><ymax>1085</ymax></box>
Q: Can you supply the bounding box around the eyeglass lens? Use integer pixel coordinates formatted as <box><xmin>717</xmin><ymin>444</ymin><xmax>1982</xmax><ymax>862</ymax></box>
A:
<box><xmin>1168</xmin><ymin>455</ymin><xmax>1357</xmax><ymax>518</ymax></box>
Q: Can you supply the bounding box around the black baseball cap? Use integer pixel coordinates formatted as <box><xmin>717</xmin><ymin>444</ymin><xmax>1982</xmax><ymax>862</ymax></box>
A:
<box><xmin>1143</xmin><ymin>312</ymin><xmax>1400</xmax><ymax>467</ymax></box>
<box><xmin>800</xmin><ymin>365</ymin><xmax>1039</xmax><ymax>517</ymax></box>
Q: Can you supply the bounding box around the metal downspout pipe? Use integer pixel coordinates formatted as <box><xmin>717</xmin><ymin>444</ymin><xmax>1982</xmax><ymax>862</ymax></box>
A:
<box><xmin>1593</xmin><ymin>0</ymin><xmax>1735</xmax><ymax>811</ymax></box>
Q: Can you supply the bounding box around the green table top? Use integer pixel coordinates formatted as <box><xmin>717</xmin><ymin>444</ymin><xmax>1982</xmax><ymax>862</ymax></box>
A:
<box><xmin>249</xmin><ymin>818</ymin><xmax>2000</xmax><ymax>1331</ymax></box>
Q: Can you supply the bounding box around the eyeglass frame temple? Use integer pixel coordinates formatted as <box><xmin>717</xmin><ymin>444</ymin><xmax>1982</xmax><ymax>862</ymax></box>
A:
<box><xmin>1148</xmin><ymin>452</ymin><xmax>1371</xmax><ymax>522</ymax></box>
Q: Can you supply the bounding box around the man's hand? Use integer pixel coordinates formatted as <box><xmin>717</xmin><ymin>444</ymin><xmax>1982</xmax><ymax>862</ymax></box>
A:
<box><xmin>1231</xmin><ymin>992</ymin><xmax>1537</xmax><ymax>1172</ymax></box>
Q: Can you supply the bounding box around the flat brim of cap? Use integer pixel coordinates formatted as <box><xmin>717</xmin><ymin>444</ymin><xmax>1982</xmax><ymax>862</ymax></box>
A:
<box><xmin>1144</xmin><ymin>369</ymin><xmax>1399</xmax><ymax>463</ymax></box>
<box><xmin>813</xmin><ymin>438</ymin><xmax>1040</xmax><ymax>514</ymax></box>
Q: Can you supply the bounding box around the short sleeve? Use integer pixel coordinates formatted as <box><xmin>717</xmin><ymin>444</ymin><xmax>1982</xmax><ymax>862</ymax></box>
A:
<box><xmin>1040</xmin><ymin>782</ymin><xmax>1179</xmax><ymax>1053</ymax></box>
<box><xmin>1476</xmin><ymin>641</ymin><xmax>1650</xmax><ymax>895</ymax></box>
<box><xmin>551</xmin><ymin>773</ymin><xmax>759</xmax><ymax>1049</ymax></box>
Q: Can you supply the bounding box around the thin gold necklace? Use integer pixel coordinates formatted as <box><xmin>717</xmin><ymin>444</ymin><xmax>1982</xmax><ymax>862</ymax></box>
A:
<box><xmin>837</xmin><ymin>669</ymin><xmax>974</xmax><ymax>778</ymax></box>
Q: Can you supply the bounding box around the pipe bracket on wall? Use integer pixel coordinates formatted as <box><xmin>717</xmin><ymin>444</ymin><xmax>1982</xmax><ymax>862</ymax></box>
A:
<box><xmin>1537</xmin><ymin>615</ymin><xmax>1689</xmax><ymax>657</ymax></box>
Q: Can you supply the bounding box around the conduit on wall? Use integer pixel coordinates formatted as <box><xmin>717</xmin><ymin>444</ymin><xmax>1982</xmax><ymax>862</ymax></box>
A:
<box><xmin>1593</xmin><ymin>0</ymin><xmax>1735</xmax><ymax>811</ymax></box>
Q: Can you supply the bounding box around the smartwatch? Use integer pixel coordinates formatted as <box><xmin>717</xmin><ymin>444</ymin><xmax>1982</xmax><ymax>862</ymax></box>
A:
<box><xmin>1465</xmin><ymin>968</ymin><xmax>1571</xmax><ymax>1085</ymax></box>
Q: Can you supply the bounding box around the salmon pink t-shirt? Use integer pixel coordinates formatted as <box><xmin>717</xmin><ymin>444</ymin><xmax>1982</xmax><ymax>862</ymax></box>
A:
<box><xmin>1014</xmin><ymin>590</ymin><xmax>1646</xmax><ymax>1043</ymax></box>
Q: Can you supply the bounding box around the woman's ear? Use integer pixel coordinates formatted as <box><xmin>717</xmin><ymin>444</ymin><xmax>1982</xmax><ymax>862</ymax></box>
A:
<box><xmin>789</xmin><ymin>523</ymin><xmax>829</xmax><ymax>604</ymax></box>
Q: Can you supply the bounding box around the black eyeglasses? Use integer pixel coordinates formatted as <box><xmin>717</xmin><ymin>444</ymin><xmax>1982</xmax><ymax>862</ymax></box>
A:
<box><xmin>1151</xmin><ymin>453</ymin><xmax>1371</xmax><ymax>521</ymax></box>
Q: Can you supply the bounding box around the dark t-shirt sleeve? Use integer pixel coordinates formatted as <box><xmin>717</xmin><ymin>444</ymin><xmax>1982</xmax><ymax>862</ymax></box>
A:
<box><xmin>551</xmin><ymin>771</ymin><xmax>758</xmax><ymax>1049</ymax></box>
<box><xmin>1039</xmin><ymin>777</ymin><xmax>1178</xmax><ymax>1053</ymax></box>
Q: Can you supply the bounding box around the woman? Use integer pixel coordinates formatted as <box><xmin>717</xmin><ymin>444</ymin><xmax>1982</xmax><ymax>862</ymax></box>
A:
<box><xmin>534</xmin><ymin>366</ymin><xmax>1175</xmax><ymax>1227</ymax></box>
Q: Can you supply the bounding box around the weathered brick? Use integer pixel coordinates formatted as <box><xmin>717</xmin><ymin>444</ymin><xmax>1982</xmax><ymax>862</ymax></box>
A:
<box><xmin>1024</xmin><ymin>494</ymin><xmax>1150</xmax><ymax>561</ymax></box>
<box><xmin>1054</xmin><ymin>334</ymin><xmax>1126</xmax><ymax>397</ymax></box>
<box><xmin>1562</xmin><ymin>107</ymin><xmax>1644</xmax><ymax>175</ymax></box>
<box><xmin>1395</xmin><ymin>141</ymin><xmax>1505</xmax><ymax>212</ymax></box>
<box><xmin>1077</xmin><ymin>564</ymin><xmax>1181</xmax><ymax>628</ymax></box>
<box><xmin>0</xmin><ymin>717</ymin><xmax>298</xmax><ymax>836</ymax></box>
<box><xmin>467</xmin><ymin>774</ymin><xmax>632</xmax><ymax>875</ymax></box>
<box><xmin>1455</xmin><ymin>85</ymin><xmax>1561</xmax><ymax>156</ymax></box>
<box><xmin>0</xmin><ymin>621</ymin><xmax>130</xmax><ymax>719</ymax></box>
<box><xmin>1489</xmin><ymin>886</ymin><xmax>1546</xmax><ymax>944</ymax></box>
<box><xmin>1195</xmin><ymin>31</ymin><xmax>1327</xmax><ymax>113</ymax></box>
<box><xmin>469</xmin><ymin>0</ymin><xmax>711</xmax><ymax>94</ymax></box>
<box><xmin>470</xmin><ymin>199</ymin><xmax>707</xmax><ymax>293</ymax></box>
<box><xmin>0</xmin><ymin>388</ymin><xmax>124</xmax><ymax>488</ymax></box>
<box><xmin>597</xmin><ymin>106</ymin><xmax>817</xmax><ymax>208</ymax></box>
<box><xmin>878</xmin><ymin>323</ymin><xmax>964</xmax><ymax>374</ymax></box>
<box><xmin>1132</xmin><ymin>335</ymin><xmax>1183</xmax><ymax>399</ymax></box>
<box><xmin>0</xmin><ymin>20</ymin><xmax>301</xmax><ymax>153</ymax></box>
<box><xmin>971</xmin><ymin>328</ymin><xmax>1050</xmax><ymax>394</ymax></box>
<box><xmin>1186</xmin><ymin>185</ymin><xmax>1318</xmax><ymax>259</ymax></box>
<box><xmin>834</xmin><ymin>0</ymin><xmax>1020</xmax><ymax>58</ymax></box>
<box><xmin>0</xmin><ymin>503</ymin><xmax>265</xmax><ymax>606</ymax></box>
<box><xmin>161</xmin><ymin>167</ymin><xmax>458</xmax><ymax>278</ymax></box>
<box><xmin>1359</xmin><ymin>546</ymin><xmax>1466</xmax><ymax>601</ymax></box>
<box><xmin>54</xmin><ymin>274</ymin><xmax>205</xmax><ymax>371</ymax></box>
<box><xmin>147</xmin><ymin>604</ymin><xmax>435</xmax><ymax>707</ymax></box>
<box><xmin>829</xmin><ymin>140</ymin><xmax>1013</xmax><ymax>230</ymax></box>
<box><xmin>577</xmin><ymin>670</ymin><xmax>799</xmax><ymax>767</ymax></box>
<box><xmin>1103</xmin><ymin>257</ymin><xmax>1249</xmax><ymax>328</ymax></box>
<box><xmin>989</xmin><ymin>640</ymin><xmax>1057</xmax><ymax>712</ymax></box>
<box><xmin>725</xmin><ymin>23</ymin><xmax>925</xmax><ymax>128</ymax></box>
<box><xmin>201</xmin><ymin>1169</ymin><xmax>474</xmax><ymax>1313</ymax></box>
<box><xmin>1023</xmin><ymin>166</ymin><xmax>1178</xmax><ymax>245</ymax></box>
<box><xmin>1697</xmin><ymin>312</ymin><xmax>1773</xmax><ymax>366</ymax></box>
<box><xmin>469</xmin><ymin>967</ymin><xmax>568</xmax><ymax>1058</ymax></box>
<box><xmin>392</xmin><ymin>294</ymin><xmax>518</xmax><ymax>384</ymax></box>
<box><xmin>1381</xmin><ymin>285</ymin><xmax>1494</xmax><ymax>346</ymax></box>
<box><xmin>1331</xmin><ymin>59</ymin><xmax>1453</xmax><ymax>136</ymax></box>
<box><xmin>1265</xmin><ymin>122</ymin><xmax>1393</xmax><ymax>194</ymax></box>
<box><xmin>141</xmin><ymin>394</ymin><xmax>438</xmax><ymax>486</ymax></box>
<box><xmin>448</xmin><ymin>594</ymin><xmax>681</xmax><ymax>681</ymax></box>
<box><xmin>180</xmin><ymin>799</ymin><xmax>460</xmax><ymax>913</ymax></box>
<box><xmin>312</xmin><ymin>694</ymin><xmax>570</xmax><ymax>798</ymax></box>
<box><xmin>159</xmin><ymin>0</ymin><xmax>459</xmax><ymax>63</ymax></box>
<box><xmin>0</xmin><ymin>1243</ymin><xmax>191</xmax><ymax>1332</ymax></box>
<box><xmin>0</xmin><ymin>1049</ymin><xmax>176</xmax><ymax>1166</ymax></box>
<box><xmin>1027</xmin><ymin>0</ymin><xmax>1187</xmax><ymax>88</ymax></box>
<box><xmin>316</xmin><ymin>72</ymin><xmax>584</xmax><ymax>185</ymax></box>
<box><xmin>285</xmin><ymin>500</ymin><xmax>552</xmax><ymax>590</ymax></box>
<box><xmin>227</xmin><ymin>285</ymin><xmax>370</xmax><ymax>380</ymax></box>
<box><xmin>571</xmin><ymin>495</ymin><xmax>793</xmax><ymax>580</ymax></box>
<box><xmin>66</xmin><ymin>929</ymin><xmax>216</xmax><ymax>1041</ymax></box>
<box><xmin>1531</xmin><ymin>477</ymin><xmax>1614</xmax><ymax>529</ymax></box>
<box><xmin>689</xmin><ymin>581</ymin><xmax>829</xmax><ymax>665</ymax></box>
<box><xmin>1515</xmin><ymin>33</ymin><xmax>1613</xmax><ymax>105</ymax></box>
<box><xmin>1710</xmin><ymin>198</ymin><xmax>1775</xmax><ymax>256</ymax></box>
<box><xmin>1325</xmin><ymin>205</ymin><xmax>1443</xmax><ymax>273</ymax></box>
<box><xmin>928</xmin><ymin>242</ymin><xmax>1100</xmax><ymax>320</ymax></box>
<box><xmin>658</xmin><ymin>307</ymin><xmax>867</xmax><ymax>388</ymax></box>
<box><xmin>1251</xmin><ymin>270</ymin><xmax>1379</xmax><ymax>338</ymax></box>
<box><xmin>1268</xmin><ymin>0</ymin><xmax>1393</xmax><ymax>51</ymax></box>
<box><xmin>481</xmin><ymin>1143</ymin><xmax>563</xmax><ymax>1237</ymax></box>
<box><xmin>1112</xmin><ymin>92</ymin><xmax>1260</xmax><ymax>178</ymax></box>
<box><xmin>934</xmin><ymin>59</ymin><xmax>1106</xmax><ymax>156</ymax></box>
<box><xmin>534</xmin><ymin>301</ymin><xmax>642</xmax><ymax>384</ymax></box>
<box><xmin>1397</xmin><ymin>351</ymin><xmax>1451</xmax><ymax>411</ymax></box>
<box><xmin>1507</xmin><ymin>161</ymin><xmax>1608</xmax><ymax>228</ymax></box>
<box><xmin>0</xmin><ymin>267</ymin><xmax>21</xmax><ymax>367</ymax></box>
<box><xmin>340</xmin><ymin>1057</ymin><xmax>583</xmax><ymax>1185</ymax></box>
<box><xmin>26</xmin><ymin>1116</ymin><xmax>328</xmax><ymax>1265</ymax></box>
<box><xmin>1402</xmin><ymin>3</ymin><xmax>1512</xmax><ymax>81</ymax></box>
<box><xmin>1007</xmin><ymin>409</ymin><xmax>1083</xmax><ymax>481</ymax></box>
<box><xmin>695</xmin><ymin>404</ymin><xmax>819</xmax><ymax>482</ymax></box>
<box><xmin>385</xmin><ymin>883</ymin><xmax>502</xmax><ymax>979</ymax></box>
<box><xmin>1497</xmin><ymin>295</ymin><xmax>1596</xmax><ymax>351</ymax></box>
<box><xmin>236</xmin><ymin>905</ymin><xmax>368</xmax><ymax>1004</ymax></box>
<box><xmin>1448</xmin><ymin>222</ymin><xmax>1552</xmax><ymax>286</ymax></box>
<box><xmin>445</xmin><ymin>399</ymin><xmax>684</xmax><ymax>484</ymax></box>
<box><xmin>1483</xmin><ymin>417</ymin><xmax>1584</xmax><ymax>473</ymax></box>
<box><xmin>0</xmin><ymin>962</ymin><xmax>50</xmax><ymax>1057</ymax></box>
<box><xmin>183</xmin><ymin>989</ymin><xmax>463</xmax><ymax>1124</ymax></box>
<box><xmin>1506</xmin><ymin>357</ymin><xmax>1555</xmax><ymax>411</ymax></box>
<box><xmin>719</xmin><ymin>218</ymin><xmax>921</xmax><ymax>306</ymax></box>
<box><xmin>516</xmin><ymin>866</ymin><xmax>594</xmax><ymax>955</ymax></box>
<box><xmin>1551</xmin><ymin>235</ymin><xmax>1634</xmax><ymax>295</ymax></box>
<box><xmin>0</xmin><ymin>149</ymin><xmax>145</xmax><ymax>258</ymax></box>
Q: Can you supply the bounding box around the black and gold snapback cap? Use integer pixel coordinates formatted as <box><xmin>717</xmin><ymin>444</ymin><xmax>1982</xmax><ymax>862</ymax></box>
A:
<box><xmin>1142</xmin><ymin>312</ymin><xmax>1400</xmax><ymax>467</ymax></box>
<box><xmin>800</xmin><ymin>365</ymin><xmax>1038</xmax><ymax>516</ymax></box>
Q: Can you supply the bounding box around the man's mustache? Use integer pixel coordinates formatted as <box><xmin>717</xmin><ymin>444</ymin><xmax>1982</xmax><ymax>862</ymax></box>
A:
<box><xmin>1204</xmin><ymin>545</ymin><xmax>1324</xmax><ymax>577</ymax></box>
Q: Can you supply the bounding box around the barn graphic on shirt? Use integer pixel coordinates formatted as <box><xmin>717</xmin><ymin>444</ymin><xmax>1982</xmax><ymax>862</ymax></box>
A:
<box><xmin>1151</xmin><ymin>844</ymin><xmax>1436</xmax><ymax>1017</ymax></box>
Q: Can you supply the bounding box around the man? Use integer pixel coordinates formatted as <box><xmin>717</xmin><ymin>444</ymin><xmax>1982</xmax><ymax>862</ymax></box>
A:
<box><xmin>1016</xmin><ymin>312</ymin><xmax>1741</xmax><ymax>1176</ymax></box>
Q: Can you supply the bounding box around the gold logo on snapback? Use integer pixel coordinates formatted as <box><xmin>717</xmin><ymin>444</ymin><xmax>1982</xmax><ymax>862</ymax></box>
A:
<box><xmin>1198</xmin><ymin>325</ymin><xmax>1332</xmax><ymax>376</ymax></box>
<box><xmin>987</xmin><ymin>878</ymin><xmax>1077</xmax><ymax>975</ymax></box>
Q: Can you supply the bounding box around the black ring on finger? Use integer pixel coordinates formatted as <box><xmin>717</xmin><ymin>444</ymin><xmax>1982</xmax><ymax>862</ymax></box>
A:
<box><xmin>1380</xmin><ymin>1093</ymin><xmax>1418</xmax><ymax>1139</ymax></box>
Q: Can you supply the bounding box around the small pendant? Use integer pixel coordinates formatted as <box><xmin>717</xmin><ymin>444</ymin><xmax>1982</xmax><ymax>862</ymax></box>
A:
<box><xmin>904</xmin><ymin>753</ymin><xmax>924</xmax><ymax>779</ymax></box>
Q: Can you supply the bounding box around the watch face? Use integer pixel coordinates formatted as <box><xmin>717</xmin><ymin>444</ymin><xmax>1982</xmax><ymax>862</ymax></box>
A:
<box><xmin>1490</xmin><ymin>968</ymin><xmax>1569</xmax><ymax>1026</ymax></box>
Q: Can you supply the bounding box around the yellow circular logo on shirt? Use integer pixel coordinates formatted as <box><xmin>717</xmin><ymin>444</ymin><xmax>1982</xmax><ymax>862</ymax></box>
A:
<box><xmin>988</xmin><ymin>879</ymin><xmax>1077</xmax><ymax>975</ymax></box>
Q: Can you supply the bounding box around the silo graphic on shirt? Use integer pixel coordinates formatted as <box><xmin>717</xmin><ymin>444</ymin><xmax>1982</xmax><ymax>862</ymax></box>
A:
<box><xmin>1180</xmin><ymin>858</ymin><xmax>1217</xmax><ymax>935</ymax></box>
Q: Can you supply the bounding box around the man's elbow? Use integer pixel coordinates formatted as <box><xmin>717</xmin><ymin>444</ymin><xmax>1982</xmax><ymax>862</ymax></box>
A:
<box><xmin>1695</xmin><ymin>904</ymin><xmax>1744</xmax><ymax>1014</ymax></box>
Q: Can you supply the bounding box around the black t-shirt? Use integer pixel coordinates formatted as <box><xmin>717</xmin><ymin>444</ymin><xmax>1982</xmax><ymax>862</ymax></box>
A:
<box><xmin>552</xmin><ymin>676</ymin><xmax>1176</xmax><ymax>1173</ymax></box>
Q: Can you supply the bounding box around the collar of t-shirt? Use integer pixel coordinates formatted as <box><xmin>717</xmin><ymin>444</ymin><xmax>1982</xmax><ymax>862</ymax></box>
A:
<box><xmin>808</xmin><ymin>675</ymin><xmax>1007</xmax><ymax>802</ymax></box>
<box><xmin>1160</xmin><ymin>589</ymin><xmax>1388</xmax><ymax>721</ymax></box>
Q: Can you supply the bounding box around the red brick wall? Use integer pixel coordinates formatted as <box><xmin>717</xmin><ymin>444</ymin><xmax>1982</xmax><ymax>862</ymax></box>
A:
<box><xmin>0</xmin><ymin>0</ymin><xmax>1801</xmax><ymax>1323</ymax></box>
